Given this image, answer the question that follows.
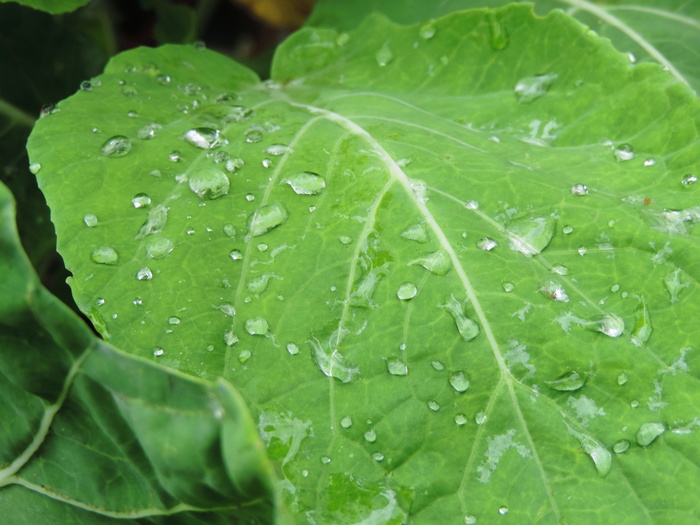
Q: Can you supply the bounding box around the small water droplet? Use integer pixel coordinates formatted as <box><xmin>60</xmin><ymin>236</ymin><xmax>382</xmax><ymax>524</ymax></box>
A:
<box><xmin>245</xmin><ymin>127</ymin><xmax>264</xmax><ymax>143</ymax></box>
<box><xmin>245</xmin><ymin>193</ymin><xmax>255</xmax><ymax>202</ymax></box>
<box><xmin>551</xmin><ymin>264</ymin><xmax>569</xmax><ymax>276</ymax></box>
<box><xmin>449</xmin><ymin>371</ymin><xmax>470</xmax><ymax>393</ymax></box>
<box><xmin>340</xmin><ymin>415</ymin><xmax>352</xmax><ymax>429</ymax></box>
<box><xmin>375</xmin><ymin>42</ymin><xmax>394</xmax><ymax>66</ymax></box>
<box><xmin>455</xmin><ymin>413</ymin><xmax>468</xmax><ymax>426</ymax></box>
<box><xmin>630</xmin><ymin>399</ymin><xmax>639</xmax><ymax>408</ymax></box>
<box><xmin>396</xmin><ymin>282</ymin><xmax>418</xmax><ymax>301</ymax></box>
<box><xmin>682</xmin><ymin>173</ymin><xmax>698</xmax><ymax>185</ymax></box>
<box><xmin>364</xmin><ymin>429</ymin><xmax>377</xmax><ymax>442</ymax></box>
<box><xmin>540</xmin><ymin>281</ymin><xmax>569</xmax><ymax>302</ymax></box>
<box><xmin>465</xmin><ymin>515</ymin><xmax>477</xmax><ymax>524</ymax></box>
<box><xmin>131</xmin><ymin>193</ymin><xmax>151</xmax><ymax>208</ymax></box>
<box><xmin>502</xmin><ymin>282</ymin><xmax>514</xmax><ymax>292</ymax></box>
<box><xmin>248</xmin><ymin>203</ymin><xmax>289</xmax><ymax>236</ymax></box>
<box><xmin>498</xmin><ymin>506</ymin><xmax>508</xmax><ymax>516</ymax></box>
<box><xmin>101</xmin><ymin>136</ymin><xmax>132</xmax><ymax>157</ymax></box>
<box><xmin>225</xmin><ymin>157</ymin><xmax>245</xmax><ymax>172</ymax></box>
<box><xmin>153</xmin><ymin>347</ymin><xmax>164</xmax><ymax>356</ymax></box>
<box><xmin>475</xmin><ymin>411</ymin><xmax>487</xmax><ymax>425</ymax></box>
<box><xmin>155</xmin><ymin>74</ymin><xmax>170</xmax><ymax>85</ymax></box>
<box><xmin>514</xmin><ymin>73</ymin><xmax>557</xmax><ymax>103</ymax></box>
<box><xmin>636</xmin><ymin>421</ymin><xmax>665</xmax><ymax>447</ymax></box>
<box><xmin>182</xmin><ymin>127</ymin><xmax>224</xmax><ymax>149</ymax></box>
<box><xmin>28</xmin><ymin>162</ymin><xmax>41</xmax><ymax>174</ymax></box>
<box><xmin>614</xmin><ymin>143</ymin><xmax>635</xmax><ymax>161</ymax></box>
<box><xmin>168</xmin><ymin>316</ymin><xmax>181</xmax><ymax>325</ymax></box>
<box><xmin>477</xmin><ymin>238</ymin><xmax>498</xmax><ymax>251</ymax></box>
<box><xmin>264</xmin><ymin>143</ymin><xmax>291</xmax><ymax>156</ymax></box>
<box><xmin>401</xmin><ymin>223</ymin><xmax>429</xmax><ymax>243</ymax></box>
<box><xmin>83</xmin><ymin>213</ymin><xmax>98</xmax><ymax>227</ymax></box>
<box><xmin>386</xmin><ymin>357</ymin><xmax>408</xmax><ymax>376</ymax></box>
<box><xmin>136</xmin><ymin>123</ymin><xmax>162</xmax><ymax>140</ymax></box>
<box><xmin>613</xmin><ymin>439</ymin><xmax>630</xmax><ymax>454</ymax></box>
<box><xmin>283</xmin><ymin>171</ymin><xmax>326</xmax><ymax>195</ymax></box>
<box><xmin>145</xmin><ymin>237</ymin><xmax>173</xmax><ymax>259</ymax></box>
<box><xmin>617</xmin><ymin>373</ymin><xmax>628</xmax><ymax>386</ymax></box>
<box><xmin>427</xmin><ymin>400</ymin><xmax>440</xmax><ymax>412</ymax></box>
<box><xmin>372</xmin><ymin>452</ymin><xmax>384</xmax><ymax>462</ymax></box>
<box><xmin>571</xmin><ymin>184</ymin><xmax>588</xmax><ymax>196</ymax></box>
<box><xmin>224</xmin><ymin>330</ymin><xmax>238</xmax><ymax>346</ymax></box>
<box><xmin>223</xmin><ymin>224</ymin><xmax>236</xmax><ymax>239</ymax></box>
<box><xmin>238</xmin><ymin>349</ymin><xmax>251</xmax><ymax>363</ymax></box>
<box><xmin>320</xmin><ymin>456</ymin><xmax>332</xmax><ymax>464</ymax></box>
<box><xmin>188</xmin><ymin>167</ymin><xmax>230</xmax><ymax>200</ymax></box>
<box><xmin>91</xmin><ymin>246</ymin><xmax>119</xmax><ymax>265</ymax></box>
<box><xmin>286</xmin><ymin>343</ymin><xmax>299</xmax><ymax>355</ymax></box>
<box><xmin>136</xmin><ymin>267</ymin><xmax>153</xmax><ymax>281</ymax></box>
<box><xmin>578</xmin><ymin>246</ymin><xmax>587</xmax><ymax>256</ymax></box>
<box><xmin>336</xmin><ymin>32</ymin><xmax>350</xmax><ymax>46</ymax></box>
<box><xmin>168</xmin><ymin>150</ymin><xmax>181</xmax><ymax>162</ymax></box>
<box><xmin>339</xmin><ymin>235</ymin><xmax>353</xmax><ymax>245</ymax></box>
<box><xmin>419</xmin><ymin>19</ymin><xmax>436</xmax><ymax>39</ymax></box>
<box><xmin>245</xmin><ymin>316</ymin><xmax>269</xmax><ymax>335</ymax></box>
<box><xmin>229</xmin><ymin>249</ymin><xmax>243</xmax><ymax>260</ymax></box>
<box><xmin>562</xmin><ymin>225</ymin><xmax>574</xmax><ymax>234</ymax></box>
<box><xmin>545</xmin><ymin>370</ymin><xmax>585</xmax><ymax>392</ymax></box>
<box><xmin>132</xmin><ymin>297</ymin><xmax>143</xmax><ymax>306</ymax></box>
<box><xmin>261</xmin><ymin>158</ymin><xmax>272</xmax><ymax>168</ymax></box>
<box><xmin>431</xmin><ymin>360</ymin><xmax>445</xmax><ymax>371</ymax></box>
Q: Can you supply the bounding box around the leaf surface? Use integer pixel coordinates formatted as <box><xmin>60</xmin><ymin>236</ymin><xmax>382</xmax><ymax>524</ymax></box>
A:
<box><xmin>0</xmin><ymin>0</ymin><xmax>90</xmax><ymax>14</ymax></box>
<box><xmin>0</xmin><ymin>181</ymin><xmax>282</xmax><ymax>522</ymax></box>
<box><xmin>29</xmin><ymin>5</ymin><xmax>700</xmax><ymax>523</ymax></box>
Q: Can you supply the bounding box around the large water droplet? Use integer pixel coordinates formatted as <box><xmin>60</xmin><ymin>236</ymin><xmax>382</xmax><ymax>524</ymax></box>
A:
<box><xmin>144</xmin><ymin>236</ymin><xmax>174</xmax><ymax>259</ymax></box>
<box><xmin>245</xmin><ymin>316</ymin><xmax>269</xmax><ymax>335</ymax></box>
<box><xmin>514</xmin><ymin>73</ymin><xmax>557</xmax><ymax>103</ymax></box>
<box><xmin>396</xmin><ymin>282</ymin><xmax>418</xmax><ymax>301</ymax></box>
<box><xmin>614</xmin><ymin>143</ymin><xmax>635</xmax><ymax>161</ymax></box>
<box><xmin>101</xmin><ymin>135</ymin><xmax>132</xmax><ymax>157</ymax></box>
<box><xmin>283</xmin><ymin>172</ymin><xmax>326</xmax><ymax>195</ymax></box>
<box><xmin>132</xmin><ymin>193</ymin><xmax>151</xmax><ymax>208</ymax></box>
<box><xmin>636</xmin><ymin>421</ymin><xmax>665</xmax><ymax>447</ymax></box>
<box><xmin>507</xmin><ymin>216</ymin><xmax>555</xmax><ymax>256</ymax></box>
<box><xmin>248</xmin><ymin>203</ymin><xmax>289</xmax><ymax>236</ymax></box>
<box><xmin>91</xmin><ymin>246</ymin><xmax>118</xmax><ymax>265</ymax></box>
<box><xmin>375</xmin><ymin>42</ymin><xmax>394</xmax><ymax>66</ymax></box>
<box><xmin>309</xmin><ymin>334</ymin><xmax>360</xmax><ymax>383</ymax></box>
<box><xmin>544</xmin><ymin>370</ymin><xmax>585</xmax><ymax>392</ymax></box>
<box><xmin>409</xmin><ymin>249</ymin><xmax>451</xmax><ymax>275</ymax></box>
<box><xmin>188</xmin><ymin>167</ymin><xmax>230</xmax><ymax>200</ymax></box>
<box><xmin>569</xmin><ymin>426</ymin><xmax>611</xmax><ymax>477</ymax></box>
<box><xmin>386</xmin><ymin>357</ymin><xmax>408</xmax><ymax>376</ymax></box>
<box><xmin>182</xmin><ymin>127</ymin><xmax>224</xmax><ymax>149</ymax></box>
<box><xmin>441</xmin><ymin>295</ymin><xmax>479</xmax><ymax>342</ymax></box>
<box><xmin>449</xmin><ymin>370</ymin><xmax>470</xmax><ymax>393</ymax></box>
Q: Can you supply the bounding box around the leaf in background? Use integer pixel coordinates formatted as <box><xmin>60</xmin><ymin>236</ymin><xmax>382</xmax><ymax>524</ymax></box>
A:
<box><xmin>29</xmin><ymin>5</ymin><xmax>700</xmax><ymax>523</ymax></box>
<box><xmin>0</xmin><ymin>0</ymin><xmax>90</xmax><ymax>14</ymax></box>
<box><xmin>233</xmin><ymin>0</ymin><xmax>317</xmax><ymax>29</ymax></box>
<box><xmin>0</xmin><ymin>181</ymin><xmax>283</xmax><ymax>522</ymax></box>
<box><xmin>307</xmin><ymin>0</ymin><xmax>700</xmax><ymax>94</ymax></box>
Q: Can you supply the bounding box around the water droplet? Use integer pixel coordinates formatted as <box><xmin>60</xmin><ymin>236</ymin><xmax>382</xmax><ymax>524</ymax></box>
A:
<box><xmin>144</xmin><ymin>236</ymin><xmax>174</xmax><ymax>259</ymax></box>
<box><xmin>617</xmin><ymin>373</ymin><xmax>628</xmax><ymax>385</ymax></box>
<box><xmin>427</xmin><ymin>400</ymin><xmax>440</xmax><ymax>412</ymax></box>
<box><xmin>631</xmin><ymin>297</ymin><xmax>652</xmax><ymax>347</ymax></box>
<box><xmin>155</xmin><ymin>74</ymin><xmax>171</xmax><ymax>85</ymax></box>
<box><xmin>188</xmin><ymin>167</ymin><xmax>230</xmax><ymax>200</ymax></box>
<box><xmin>168</xmin><ymin>316</ymin><xmax>181</xmax><ymax>325</ymax></box>
<box><xmin>286</xmin><ymin>342</ymin><xmax>299</xmax><ymax>355</ymax></box>
<box><xmin>263</xmin><ymin>143</ymin><xmax>290</xmax><ymax>156</ymax></box>
<box><xmin>449</xmin><ymin>371</ymin><xmax>470</xmax><ymax>393</ymax></box>
<box><xmin>397</xmin><ymin>282</ymin><xmax>418</xmax><ymax>301</ymax></box>
<box><xmin>131</xmin><ymin>193</ymin><xmax>151</xmax><ymax>208</ymax></box>
<box><xmin>224</xmin><ymin>330</ymin><xmax>238</xmax><ymax>346</ymax></box>
<box><xmin>309</xmin><ymin>334</ymin><xmax>360</xmax><ymax>383</ymax></box>
<box><xmin>441</xmin><ymin>295</ymin><xmax>479</xmax><ymax>342</ymax></box>
<box><xmin>135</xmin><ymin>204</ymin><xmax>168</xmax><ymax>239</ymax></box>
<box><xmin>455</xmin><ymin>414</ymin><xmax>468</xmax><ymax>426</ymax></box>
<box><xmin>244</xmin><ymin>127</ymin><xmax>264</xmax><ymax>143</ymax></box>
<box><xmin>477</xmin><ymin>238</ymin><xmax>498</xmax><ymax>251</ymax></box>
<box><xmin>663</xmin><ymin>268</ymin><xmax>689</xmax><ymax>304</ymax></box>
<box><xmin>562</xmin><ymin>225</ymin><xmax>574</xmax><ymax>234</ymax></box>
<box><xmin>551</xmin><ymin>264</ymin><xmax>569</xmax><ymax>276</ymax></box>
<box><xmin>91</xmin><ymin>246</ymin><xmax>118</xmax><ymax>265</ymax></box>
<box><xmin>372</xmin><ymin>452</ymin><xmax>384</xmax><ymax>462</ymax></box>
<box><xmin>279</xmin><ymin>171</ymin><xmax>327</xmax><ymax>197</ymax></box>
<box><xmin>168</xmin><ymin>150</ymin><xmax>181</xmax><ymax>162</ymax></box>
<box><xmin>229</xmin><ymin>249</ymin><xmax>243</xmax><ymax>260</ymax></box>
<box><xmin>431</xmin><ymin>360</ymin><xmax>445</xmax><ymax>371</ymax></box>
<box><xmin>498</xmin><ymin>506</ymin><xmax>508</xmax><ymax>516</ymax></box>
<box><xmin>475</xmin><ymin>411</ymin><xmax>487</xmax><ymax>425</ymax></box>
<box><xmin>101</xmin><ymin>135</ymin><xmax>131</xmax><ymax>157</ymax></box>
<box><xmin>238</xmin><ymin>349</ymin><xmax>251</xmax><ymax>363</ymax></box>
<box><xmin>540</xmin><ymin>281</ymin><xmax>569</xmax><ymax>302</ymax></box>
<box><xmin>245</xmin><ymin>193</ymin><xmax>255</xmax><ymax>202</ymax></box>
<box><xmin>630</xmin><ymin>400</ymin><xmax>639</xmax><ymax>408</ymax></box>
<box><xmin>136</xmin><ymin>267</ymin><xmax>153</xmax><ymax>281</ymax></box>
<box><xmin>83</xmin><ymin>213</ymin><xmax>98</xmax><ymax>227</ymax></box>
<box><xmin>578</xmin><ymin>246</ymin><xmax>587</xmax><ymax>256</ymax></box>
<box><xmin>591</xmin><ymin>313</ymin><xmax>624</xmax><ymax>338</ymax></box>
<box><xmin>514</xmin><ymin>73</ymin><xmax>557</xmax><ymax>103</ymax></box>
<box><xmin>682</xmin><ymin>173</ymin><xmax>698</xmax><ymax>185</ymax></box>
<box><xmin>612</xmin><ymin>439</ymin><xmax>630</xmax><ymax>454</ymax></box>
<box><xmin>246</xmin><ymin>274</ymin><xmax>274</xmax><ymax>294</ymax></box>
<box><xmin>419</xmin><ymin>19</ymin><xmax>436</xmax><ymax>39</ymax></box>
<box><xmin>614</xmin><ymin>143</ymin><xmax>635</xmax><ymax>161</ymax></box>
<box><xmin>339</xmin><ymin>235</ymin><xmax>352</xmax><ymax>245</ymax></box>
<box><xmin>364</xmin><ymin>429</ymin><xmax>377</xmax><ymax>442</ymax></box>
<box><xmin>132</xmin><ymin>297</ymin><xmax>143</xmax><ymax>306</ymax></box>
<box><xmin>248</xmin><ymin>203</ymin><xmax>289</xmax><ymax>236</ymax></box>
<box><xmin>401</xmin><ymin>223</ymin><xmax>429</xmax><ymax>243</ymax></box>
<box><xmin>409</xmin><ymin>249</ymin><xmax>451</xmax><ymax>275</ymax></box>
<box><xmin>182</xmin><ymin>127</ymin><xmax>224</xmax><ymax>149</ymax></box>
<box><xmin>386</xmin><ymin>357</ymin><xmax>408</xmax><ymax>376</ymax></box>
<box><xmin>465</xmin><ymin>515</ymin><xmax>477</xmax><ymax>524</ymax></box>
<box><xmin>375</xmin><ymin>42</ymin><xmax>394</xmax><ymax>66</ymax></box>
<box><xmin>245</xmin><ymin>317</ymin><xmax>269</xmax><ymax>335</ymax></box>
<box><xmin>127</xmin><ymin>110</ymin><xmax>138</xmax><ymax>118</ymax></box>
<box><xmin>340</xmin><ymin>415</ymin><xmax>352</xmax><ymax>429</ymax></box>
<box><xmin>336</xmin><ymin>32</ymin><xmax>350</xmax><ymax>46</ymax></box>
<box><xmin>487</xmin><ymin>11</ymin><xmax>508</xmax><ymax>50</ymax></box>
<box><xmin>569</xmin><ymin>426</ymin><xmax>611</xmax><ymax>477</ymax></box>
<box><xmin>28</xmin><ymin>162</ymin><xmax>41</xmax><ymax>174</ymax></box>
<box><xmin>502</xmin><ymin>282</ymin><xmax>514</xmax><ymax>292</ymax></box>
<box><xmin>223</xmin><ymin>224</ymin><xmax>236</xmax><ymax>239</ymax></box>
<box><xmin>40</xmin><ymin>103</ymin><xmax>56</xmax><ymax>116</ymax></box>
<box><xmin>153</xmin><ymin>347</ymin><xmax>164</xmax><ymax>356</ymax></box>
<box><xmin>261</xmin><ymin>158</ymin><xmax>272</xmax><ymax>168</ymax></box>
<box><xmin>136</xmin><ymin>123</ymin><xmax>162</xmax><ymax>140</ymax></box>
<box><xmin>571</xmin><ymin>184</ymin><xmax>588</xmax><ymax>196</ymax></box>
<box><xmin>636</xmin><ymin>421</ymin><xmax>665</xmax><ymax>447</ymax></box>
<box><xmin>507</xmin><ymin>216</ymin><xmax>555</xmax><ymax>256</ymax></box>
<box><xmin>544</xmin><ymin>370</ymin><xmax>585</xmax><ymax>392</ymax></box>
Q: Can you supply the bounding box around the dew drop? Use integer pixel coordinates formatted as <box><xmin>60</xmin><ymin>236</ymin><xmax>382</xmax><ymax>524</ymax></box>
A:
<box><xmin>168</xmin><ymin>150</ymin><xmax>181</xmax><ymax>162</ymax></box>
<box><xmin>182</xmin><ymin>127</ymin><xmax>223</xmax><ymax>149</ymax></box>
<box><xmin>636</xmin><ymin>421</ymin><xmax>665</xmax><ymax>447</ymax></box>
<box><xmin>401</xmin><ymin>223</ymin><xmax>429</xmax><ymax>243</ymax></box>
<box><xmin>397</xmin><ymin>282</ymin><xmax>418</xmax><ymax>301</ymax></box>
<box><xmin>477</xmin><ymin>237</ymin><xmax>498</xmax><ymax>251</ymax></box>
<box><xmin>544</xmin><ymin>370</ymin><xmax>585</xmax><ymax>392</ymax></box>
<box><xmin>431</xmin><ymin>360</ymin><xmax>445</xmax><ymax>371</ymax></box>
<box><xmin>682</xmin><ymin>173</ymin><xmax>698</xmax><ymax>185</ymax></box>
<box><xmin>188</xmin><ymin>167</ymin><xmax>230</xmax><ymax>200</ymax></box>
<box><xmin>223</xmin><ymin>224</ymin><xmax>236</xmax><ymax>239</ymax></box>
<box><xmin>419</xmin><ymin>20</ymin><xmax>436</xmax><ymax>39</ymax></box>
<box><xmin>364</xmin><ymin>429</ymin><xmax>377</xmax><ymax>442</ymax></box>
<box><xmin>386</xmin><ymin>357</ymin><xmax>408</xmax><ymax>376</ymax></box>
<box><xmin>261</xmin><ymin>158</ymin><xmax>272</xmax><ymax>168</ymax></box>
<box><xmin>562</xmin><ymin>225</ymin><xmax>574</xmax><ymax>234</ymax></box>
<box><xmin>153</xmin><ymin>347</ymin><xmax>164</xmax><ymax>357</ymax></box>
<box><xmin>225</xmin><ymin>157</ymin><xmax>245</xmax><ymax>172</ymax></box>
<box><xmin>283</xmin><ymin>171</ymin><xmax>326</xmax><ymax>195</ymax></box>
<box><xmin>475</xmin><ymin>411</ymin><xmax>487</xmax><ymax>425</ymax></box>
<box><xmin>309</xmin><ymin>336</ymin><xmax>360</xmax><ymax>383</ymax></box>
<box><xmin>91</xmin><ymin>246</ymin><xmax>119</xmax><ymax>265</ymax></box>
<box><xmin>132</xmin><ymin>193</ymin><xmax>151</xmax><ymax>208</ymax></box>
<box><xmin>613</xmin><ymin>439</ymin><xmax>630</xmax><ymax>454</ymax></box>
<box><xmin>571</xmin><ymin>184</ymin><xmax>588</xmax><ymax>196</ymax></box>
<box><xmin>229</xmin><ymin>249</ymin><xmax>243</xmax><ymax>260</ymax></box>
<box><xmin>245</xmin><ymin>127</ymin><xmax>264</xmax><ymax>143</ymax></box>
<box><xmin>132</xmin><ymin>297</ymin><xmax>143</xmax><ymax>306</ymax></box>
<box><xmin>614</xmin><ymin>143</ymin><xmax>635</xmax><ymax>161</ymax></box>
<box><xmin>340</xmin><ymin>415</ymin><xmax>353</xmax><ymax>429</ymax></box>
<box><xmin>248</xmin><ymin>203</ymin><xmax>289</xmax><ymax>236</ymax></box>
<box><xmin>375</xmin><ymin>42</ymin><xmax>394</xmax><ymax>66</ymax></box>
<box><xmin>449</xmin><ymin>370</ymin><xmax>470</xmax><ymax>393</ymax></box>
<box><xmin>168</xmin><ymin>316</ymin><xmax>181</xmax><ymax>325</ymax></box>
<box><xmin>224</xmin><ymin>330</ymin><xmax>238</xmax><ymax>346</ymax></box>
<box><xmin>101</xmin><ymin>136</ymin><xmax>132</xmax><ymax>157</ymax></box>
<box><xmin>145</xmin><ymin>237</ymin><xmax>173</xmax><ymax>259</ymax></box>
<box><xmin>514</xmin><ymin>73</ymin><xmax>557</xmax><ymax>103</ymax></box>
<box><xmin>286</xmin><ymin>343</ymin><xmax>299</xmax><ymax>355</ymax></box>
<box><xmin>156</xmin><ymin>74</ymin><xmax>170</xmax><ymax>85</ymax></box>
<box><xmin>136</xmin><ymin>267</ymin><xmax>153</xmax><ymax>281</ymax></box>
<box><xmin>83</xmin><ymin>213</ymin><xmax>98</xmax><ymax>227</ymax></box>
<box><xmin>454</xmin><ymin>413</ymin><xmax>468</xmax><ymax>426</ymax></box>
<box><xmin>29</xmin><ymin>162</ymin><xmax>41</xmax><ymax>174</ymax></box>
<box><xmin>245</xmin><ymin>316</ymin><xmax>269</xmax><ymax>335</ymax></box>
<box><xmin>540</xmin><ymin>281</ymin><xmax>569</xmax><ymax>302</ymax></box>
<box><xmin>427</xmin><ymin>400</ymin><xmax>440</xmax><ymax>412</ymax></box>
<box><xmin>631</xmin><ymin>298</ymin><xmax>652</xmax><ymax>347</ymax></box>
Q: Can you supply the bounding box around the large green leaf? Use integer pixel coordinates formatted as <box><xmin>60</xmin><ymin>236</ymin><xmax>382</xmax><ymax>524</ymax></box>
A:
<box><xmin>0</xmin><ymin>181</ymin><xmax>283</xmax><ymax>523</ymax></box>
<box><xmin>29</xmin><ymin>4</ymin><xmax>700</xmax><ymax>523</ymax></box>
<box><xmin>308</xmin><ymin>0</ymin><xmax>700</xmax><ymax>94</ymax></box>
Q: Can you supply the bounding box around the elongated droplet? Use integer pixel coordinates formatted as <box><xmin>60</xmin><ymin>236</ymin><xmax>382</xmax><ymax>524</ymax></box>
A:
<box><xmin>612</xmin><ymin>440</ymin><xmax>630</xmax><ymax>454</ymax></box>
<box><xmin>591</xmin><ymin>314</ymin><xmax>624</xmax><ymax>338</ymax></box>
<box><xmin>569</xmin><ymin>426</ymin><xmax>611</xmax><ymax>477</ymax></box>
<box><xmin>507</xmin><ymin>216</ymin><xmax>555</xmax><ymax>256</ymax></box>
<box><xmin>514</xmin><ymin>73</ymin><xmax>557</xmax><ymax>103</ymax></box>
<box><xmin>101</xmin><ymin>135</ymin><xmax>131</xmax><ymax>157</ymax></box>
<box><xmin>283</xmin><ymin>172</ymin><xmax>326</xmax><ymax>195</ymax></box>
<box><xmin>401</xmin><ymin>223</ymin><xmax>428</xmax><ymax>243</ymax></box>
<box><xmin>570</xmin><ymin>184</ymin><xmax>588</xmax><ymax>196</ymax></box>
<box><xmin>441</xmin><ymin>295</ymin><xmax>479</xmax><ymax>341</ymax></box>
<box><xmin>387</xmin><ymin>357</ymin><xmax>408</xmax><ymax>376</ymax></box>
<box><xmin>631</xmin><ymin>297</ymin><xmax>652</xmax><ymax>347</ymax></box>
<box><xmin>409</xmin><ymin>249</ymin><xmax>451</xmax><ymax>275</ymax></box>
<box><xmin>545</xmin><ymin>370</ymin><xmax>585</xmax><ymax>392</ymax></box>
<box><xmin>265</xmin><ymin>143</ymin><xmax>291</xmax><ymax>156</ymax></box>
<box><xmin>375</xmin><ymin>42</ymin><xmax>394</xmax><ymax>66</ymax></box>
<box><xmin>91</xmin><ymin>246</ymin><xmax>118</xmax><ymax>265</ymax></box>
<box><xmin>189</xmin><ymin>167</ymin><xmax>230</xmax><ymax>199</ymax></box>
<box><xmin>248</xmin><ymin>203</ymin><xmax>289</xmax><ymax>236</ymax></box>
<box><xmin>487</xmin><ymin>12</ymin><xmax>508</xmax><ymax>50</ymax></box>
<box><xmin>308</xmin><ymin>336</ymin><xmax>360</xmax><ymax>383</ymax></box>
<box><xmin>477</xmin><ymin>238</ymin><xmax>497</xmax><ymax>251</ymax></box>
<box><xmin>182</xmin><ymin>127</ymin><xmax>223</xmax><ymax>149</ymax></box>
<box><xmin>636</xmin><ymin>422</ymin><xmax>665</xmax><ymax>447</ymax></box>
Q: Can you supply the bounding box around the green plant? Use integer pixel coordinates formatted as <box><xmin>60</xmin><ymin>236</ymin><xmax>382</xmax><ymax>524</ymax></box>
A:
<box><xmin>2</xmin><ymin>0</ymin><xmax>700</xmax><ymax>523</ymax></box>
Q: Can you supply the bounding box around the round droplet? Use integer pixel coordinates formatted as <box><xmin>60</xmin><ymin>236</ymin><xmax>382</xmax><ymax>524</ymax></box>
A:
<box><xmin>613</xmin><ymin>439</ymin><xmax>630</xmax><ymax>454</ymax></box>
<box><xmin>455</xmin><ymin>413</ymin><xmax>468</xmax><ymax>426</ymax></box>
<box><xmin>168</xmin><ymin>316</ymin><xmax>181</xmax><ymax>325</ymax></box>
<box><xmin>614</xmin><ymin>143</ymin><xmax>635</xmax><ymax>161</ymax></box>
<box><xmin>132</xmin><ymin>193</ymin><xmax>151</xmax><ymax>208</ymax></box>
<box><xmin>286</xmin><ymin>343</ymin><xmax>299</xmax><ymax>355</ymax></box>
<box><xmin>261</xmin><ymin>158</ymin><xmax>272</xmax><ymax>168</ymax></box>
<box><xmin>477</xmin><ymin>238</ymin><xmax>498</xmax><ymax>251</ymax></box>
<box><xmin>238</xmin><ymin>350</ymin><xmax>251</xmax><ymax>363</ymax></box>
<box><xmin>372</xmin><ymin>452</ymin><xmax>384</xmax><ymax>462</ymax></box>
<box><xmin>397</xmin><ymin>282</ymin><xmax>418</xmax><ymax>300</ymax></box>
<box><xmin>245</xmin><ymin>127</ymin><xmax>264</xmax><ymax>143</ymax></box>
<box><xmin>29</xmin><ymin>162</ymin><xmax>41</xmax><ymax>174</ymax></box>
<box><xmin>245</xmin><ymin>316</ymin><xmax>269</xmax><ymax>335</ymax></box>
<box><xmin>386</xmin><ymin>357</ymin><xmax>408</xmax><ymax>376</ymax></box>
<box><xmin>571</xmin><ymin>184</ymin><xmax>588</xmax><ymax>196</ymax></box>
<box><xmin>224</xmin><ymin>331</ymin><xmax>238</xmax><ymax>346</ymax></box>
<box><xmin>562</xmin><ymin>225</ymin><xmax>574</xmax><ymax>234</ymax></box>
<box><xmin>320</xmin><ymin>456</ymin><xmax>331</xmax><ymax>464</ymax></box>
<box><xmin>419</xmin><ymin>19</ymin><xmax>436</xmax><ymax>39</ymax></box>
<box><xmin>80</xmin><ymin>80</ymin><xmax>93</xmax><ymax>91</ymax></box>
<box><xmin>91</xmin><ymin>246</ymin><xmax>118</xmax><ymax>265</ymax></box>
<box><xmin>137</xmin><ymin>123</ymin><xmax>162</xmax><ymax>140</ymax></box>
<box><xmin>283</xmin><ymin>171</ymin><xmax>326</xmax><ymax>195</ymax></box>
<box><xmin>168</xmin><ymin>150</ymin><xmax>181</xmax><ymax>162</ymax></box>
<box><xmin>578</xmin><ymin>246</ymin><xmax>587</xmax><ymax>256</ymax></box>
<box><xmin>101</xmin><ymin>135</ymin><xmax>132</xmax><ymax>157</ymax></box>
<box><xmin>145</xmin><ymin>237</ymin><xmax>173</xmax><ymax>259</ymax></box>
<box><xmin>136</xmin><ymin>267</ymin><xmax>153</xmax><ymax>281</ymax></box>
<box><xmin>230</xmin><ymin>249</ymin><xmax>243</xmax><ymax>260</ymax></box>
<box><xmin>375</xmin><ymin>42</ymin><xmax>393</xmax><ymax>66</ymax></box>
<box><xmin>498</xmin><ymin>506</ymin><xmax>508</xmax><ymax>516</ymax></box>
<box><xmin>682</xmin><ymin>174</ymin><xmax>698</xmax><ymax>185</ymax></box>
<box><xmin>502</xmin><ymin>282</ymin><xmax>514</xmax><ymax>292</ymax></box>
<box><xmin>225</xmin><ymin>157</ymin><xmax>245</xmax><ymax>172</ymax></box>
<box><xmin>610</xmin><ymin>283</ymin><xmax>621</xmax><ymax>293</ymax></box>
<box><xmin>475</xmin><ymin>411</ymin><xmax>487</xmax><ymax>425</ymax></box>
<box><xmin>364</xmin><ymin>429</ymin><xmax>377</xmax><ymax>442</ymax></box>
<box><xmin>83</xmin><ymin>213</ymin><xmax>98</xmax><ymax>227</ymax></box>
<box><xmin>182</xmin><ymin>127</ymin><xmax>223</xmax><ymax>149</ymax></box>
<box><xmin>636</xmin><ymin>421</ymin><xmax>665</xmax><ymax>447</ymax></box>
<box><xmin>153</xmin><ymin>347</ymin><xmax>164</xmax><ymax>356</ymax></box>
<box><xmin>248</xmin><ymin>203</ymin><xmax>289</xmax><ymax>236</ymax></box>
<box><xmin>427</xmin><ymin>400</ymin><xmax>440</xmax><ymax>412</ymax></box>
<box><xmin>340</xmin><ymin>415</ymin><xmax>353</xmax><ymax>429</ymax></box>
<box><xmin>188</xmin><ymin>167</ymin><xmax>230</xmax><ymax>200</ymax></box>
<box><xmin>617</xmin><ymin>373</ymin><xmax>628</xmax><ymax>385</ymax></box>
<box><xmin>449</xmin><ymin>371</ymin><xmax>470</xmax><ymax>393</ymax></box>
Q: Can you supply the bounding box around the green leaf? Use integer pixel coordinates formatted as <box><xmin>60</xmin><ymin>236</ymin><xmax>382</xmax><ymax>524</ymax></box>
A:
<box><xmin>0</xmin><ymin>0</ymin><xmax>90</xmax><ymax>14</ymax></box>
<box><xmin>308</xmin><ymin>0</ymin><xmax>700</xmax><ymax>94</ymax></box>
<box><xmin>0</xmin><ymin>181</ymin><xmax>282</xmax><ymax>522</ymax></box>
<box><xmin>29</xmin><ymin>5</ymin><xmax>700</xmax><ymax>523</ymax></box>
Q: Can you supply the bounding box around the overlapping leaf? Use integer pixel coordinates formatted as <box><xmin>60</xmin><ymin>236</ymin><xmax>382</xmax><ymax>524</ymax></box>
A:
<box><xmin>29</xmin><ymin>5</ymin><xmax>700</xmax><ymax>523</ymax></box>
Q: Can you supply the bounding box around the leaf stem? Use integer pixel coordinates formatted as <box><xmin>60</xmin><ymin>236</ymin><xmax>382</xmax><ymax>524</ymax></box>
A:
<box><xmin>0</xmin><ymin>99</ymin><xmax>36</xmax><ymax>130</ymax></box>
